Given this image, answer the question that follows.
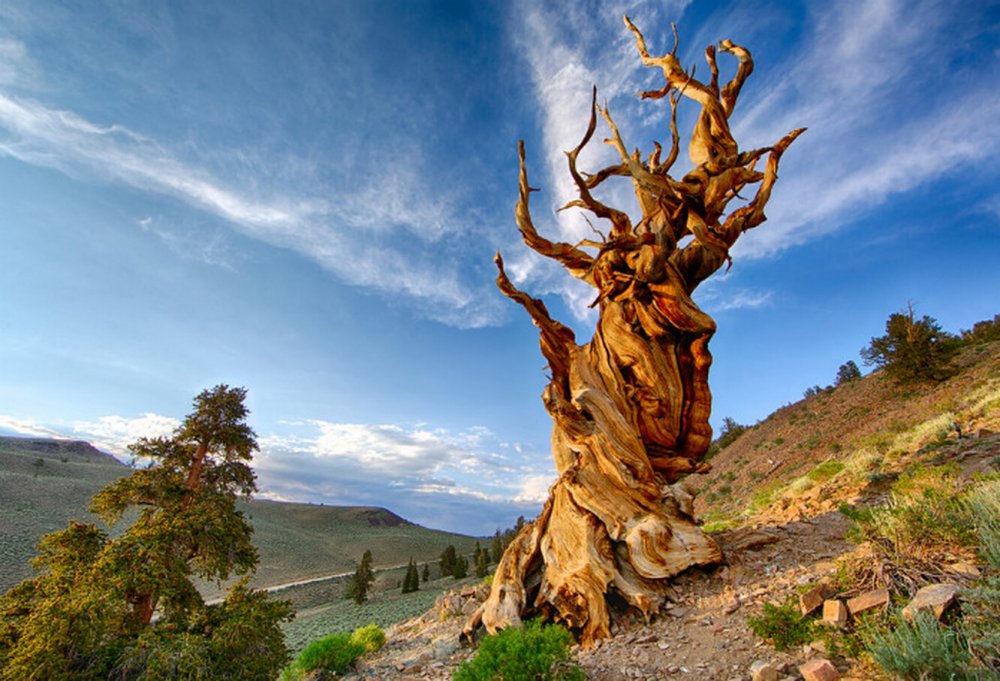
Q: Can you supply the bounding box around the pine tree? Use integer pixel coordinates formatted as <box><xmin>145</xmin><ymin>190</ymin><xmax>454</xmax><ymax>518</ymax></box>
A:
<box><xmin>452</xmin><ymin>554</ymin><xmax>469</xmax><ymax>579</ymax></box>
<box><xmin>402</xmin><ymin>558</ymin><xmax>419</xmax><ymax>594</ymax></box>
<box><xmin>835</xmin><ymin>360</ymin><xmax>862</xmax><ymax>384</ymax></box>
<box><xmin>475</xmin><ymin>546</ymin><xmax>489</xmax><ymax>578</ymax></box>
<box><xmin>440</xmin><ymin>545</ymin><xmax>457</xmax><ymax>577</ymax></box>
<box><xmin>861</xmin><ymin>304</ymin><xmax>960</xmax><ymax>382</ymax></box>
<box><xmin>0</xmin><ymin>385</ymin><xmax>292</xmax><ymax>680</ymax></box>
<box><xmin>351</xmin><ymin>550</ymin><xmax>375</xmax><ymax>604</ymax></box>
<box><xmin>421</xmin><ymin>563</ymin><xmax>430</xmax><ymax>583</ymax></box>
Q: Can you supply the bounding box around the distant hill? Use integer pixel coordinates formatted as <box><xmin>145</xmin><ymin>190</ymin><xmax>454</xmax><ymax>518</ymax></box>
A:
<box><xmin>0</xmin><ymin>436</ymin><xmax>479</xmax><ymax>595</ymax></box>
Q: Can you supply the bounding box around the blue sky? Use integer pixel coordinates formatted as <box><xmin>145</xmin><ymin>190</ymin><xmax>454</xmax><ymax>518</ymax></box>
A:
<box><xmin>1</xmin><ymin>0</ymin><xmax>998</xmax><ymax>536</ymax></box>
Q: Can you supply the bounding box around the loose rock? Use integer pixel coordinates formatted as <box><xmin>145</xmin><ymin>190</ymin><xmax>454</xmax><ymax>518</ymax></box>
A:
<box><xmin>846</xmin><ymin>588</ymin><xmax>888</xmax><ymax>616</ymax></box>
<box><xmin>799</xmin><ymin>657</ymin><xmax>840</xmax><ymax>681</ymax></box>
<box><xmin>902</xmin><ymin>583</ymin><xmax>960</xmax><ymax>622</ymax></box>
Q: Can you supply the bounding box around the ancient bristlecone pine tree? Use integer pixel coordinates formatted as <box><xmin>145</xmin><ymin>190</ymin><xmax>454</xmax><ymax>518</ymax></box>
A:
<box><xmin>464</xmin><ymin>17</ymin><xmax>803</xmax><ymax>647</ymax></box>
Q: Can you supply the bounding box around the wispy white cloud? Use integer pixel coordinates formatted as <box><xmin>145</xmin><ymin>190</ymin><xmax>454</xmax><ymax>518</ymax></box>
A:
<box><xmin>256</xmin><ymin>420</ymin><xmax>551</xmax><ymax>534</ymax></box>
<box><xmin>0</xmin><ymin>90</ymin><xmax>504</xmax><ymax>328</ymax></box>
<box><xmin>139</xmin><ymin>216</ymin><xmax>237</xmax><ymax>270</ymax></box>
<box><xmin>726</xmin><ymin>0</ymin><xmax>1000</xmax><ymax>258</ymax></box>
<box><xmin>504</xmin><ymin>0</ymin><xmax>692</xmax><ymax>326</ymax></box>
<box><xmin>0</xmin><ymin>414</ymin><xmax>67</xmax><ymax>439</ymax></box>
<box><xmin>508</xmin><ymin>0</ymin><xmax>1000</xmax><ymax>319</ymax></box>
<box><xmin>0</xmin><ymin>37</ymin><xmax>33</xmax><ymax>86</ymax></box>
<box><xmin>71</xmin><ymin>413</ymin><xmax>180</xmax><ymax>455</ymax></box>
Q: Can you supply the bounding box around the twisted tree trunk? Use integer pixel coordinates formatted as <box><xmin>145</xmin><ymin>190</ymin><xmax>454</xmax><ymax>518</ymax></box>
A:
<box><xmin>465</xmin><ymin>17</ymin><xmax>803</xmax><ymax>647</ymax></box>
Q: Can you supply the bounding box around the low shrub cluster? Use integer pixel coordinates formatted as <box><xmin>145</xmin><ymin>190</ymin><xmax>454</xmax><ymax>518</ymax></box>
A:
<box><xmin>280</xmin><ymin>624</ymin><xmax>385</xmax><ymax>680</ymax></box>
<box><xmin>746</xmin><ymin>596</ymin><xmax>815</xmax><ymax>651</ymax></box>
<box><xmin>748</xmin><ymin>468</ymin><xmax>999</xmax><ymax>680</ymax></box>
<box><xmin>454</xmin><ymin>620</ymin><xmax>584</xmax><ymax>681</ymax></box>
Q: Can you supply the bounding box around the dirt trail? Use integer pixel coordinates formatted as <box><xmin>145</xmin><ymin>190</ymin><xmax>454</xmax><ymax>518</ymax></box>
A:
<box><xmin>339</xmin><ymin>511</ymin><xmax>857</xmax><ymax>680</ymax></box>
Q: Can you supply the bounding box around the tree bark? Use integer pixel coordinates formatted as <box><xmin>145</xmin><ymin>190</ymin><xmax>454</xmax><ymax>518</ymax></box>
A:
<box><xmin>465</xmin><ymin>16</ymin><xmax>803</xmax><ymax>647</ymax></box>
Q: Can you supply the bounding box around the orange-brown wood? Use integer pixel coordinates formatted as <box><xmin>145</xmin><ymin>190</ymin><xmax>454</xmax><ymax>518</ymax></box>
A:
<box><xmin>465</xmin><ymin>17</ymin><xmax>802</xmax><ymax>647</ymax></box>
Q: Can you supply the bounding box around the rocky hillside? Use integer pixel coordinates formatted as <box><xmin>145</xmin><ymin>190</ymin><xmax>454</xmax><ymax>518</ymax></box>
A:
<box><xmin>694</xmin><ymin>339</ymin><xmax>1000</xmax><ymax>529</ymax></box>
<box><xmin>337</xmin><ymin>339</ymin><xmax>1000</xmax><ymax>680</ymax></box>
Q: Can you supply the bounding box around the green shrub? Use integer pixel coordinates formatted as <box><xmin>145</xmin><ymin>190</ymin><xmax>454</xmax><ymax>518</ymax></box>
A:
<box><xmin>964</xmin><ymin>480</ymin><xmax>1000</xmax><ymax>569</ymax></box>
<box><xmin>861</xmin><ymin>305</ymin><xmax>960</xmax><ymax>383</ymax></box>
<box><xmin>294</xmin><ymin>632</ymin><xmax>366</xmax><ymax>675</ymax></box>
<box><xmin>865</xmin><ymin>613</ymin><xmax>979</xmax><ymax>681</ymax></box>
<box><xmin>454</xmin><ymin>619</ymin><xmax>584</xmax><ymax>681</ymax></box>
<box><xmin>747</xmin><ymin>597</ymin><xmax>816</xmax><ymax>651</ymax></box>
<box><xmin>807</xmin><ymin>461</ymin><xmax>844</xmax><ymax>483</ymax></box>
<box><xmin>350</xmin><ymin>623</ymin><xmax>386</xmax><ymax>653</ymax></box>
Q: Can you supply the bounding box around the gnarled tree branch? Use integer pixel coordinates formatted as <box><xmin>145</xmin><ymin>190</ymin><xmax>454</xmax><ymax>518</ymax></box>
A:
<box><xmin>467</xmin><ymin>15</ymin><xmax>801</xmax><ymax>648</ymax></box>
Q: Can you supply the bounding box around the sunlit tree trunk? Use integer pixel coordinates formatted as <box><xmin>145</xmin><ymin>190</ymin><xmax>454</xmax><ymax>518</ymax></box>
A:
<box><xmin>465</xmin><ymin>17</ymin><xmax>803</xmax><ymax>647</ymax></box>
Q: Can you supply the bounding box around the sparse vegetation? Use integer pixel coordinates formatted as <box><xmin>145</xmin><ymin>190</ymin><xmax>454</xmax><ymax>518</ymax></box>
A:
<box><xmin>747</xmin><ymin>596</ymin><xmax>816</xmax><ymax>652</ymax></box>
<box><xmin>453</xmin><ymin>620</ymin><xmax>585</xmax><ymax>681</ymax></box>
<box><xmin>865</xmin><ymin>613</ymin><xmax>980</xmax><ymax>681</ymax></box>
<box><xmin>861</xmin><ymin>304</ymin><xmax>961</xmax><ymax>383</ymax></box>
<box><xmin>836</xmin><ymin>360</ymin><xmax>862</xmax><ymax>385</ymax></box>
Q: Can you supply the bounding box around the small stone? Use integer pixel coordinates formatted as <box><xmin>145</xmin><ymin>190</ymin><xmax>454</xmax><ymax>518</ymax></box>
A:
<box><xmin>846</xmin><ymin>588</ymin><xmax>889</xmax><ymax>616</ymax></box>
<box><xmin>902</xmin><ymin>583</ymin><xmax>960</xmax><ymax>622</ymax></box>
<box><xmin>800</xmin><ymin>583</ymin><xmax>834</xmax><ymax>615</ymax></box>
<box><xmin>948</xmin><ymin>562</ymin><xmax>981</xmax><ymax>579</ymax></box>
<box><xmin>799</xmin><ymin>658</ymin><xmax>840</xmax><ymax>681</ymax></box>
<box><xmin>750</xmin><ymin>659</ymin><xmax>779</xmax><ymax>681</ymax></box>
<box><xmin>821</xmin><ymin>599</ymin><xmax>848</xmax><ymax>627</ymax></box>
<box><xmin>725</xmin><ymin>598</ymin><xmax>742</xmax><ymax>614</ymax></box>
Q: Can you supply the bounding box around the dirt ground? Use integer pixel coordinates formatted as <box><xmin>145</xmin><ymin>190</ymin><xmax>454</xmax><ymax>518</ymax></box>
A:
<box><xmin>339</xmin><ymin>436</ymin><xmax>998</xmax><ymax>681</ymax></box>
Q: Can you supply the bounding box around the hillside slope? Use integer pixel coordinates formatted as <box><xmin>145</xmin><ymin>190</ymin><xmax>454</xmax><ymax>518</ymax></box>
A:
<box><xmin>339</xmin><ymin>340</ymin><xmax>1000</xmax><ymax>680</ymax></box>
<box><xmin>0</xmin><ymin>436</ymin><xmax>479</xmax><ymax>594</ymax></box>
<box><xmin>693</xmin><ymin>339</ymin><xmax>1000</xmax><ymax>528</ymax></box>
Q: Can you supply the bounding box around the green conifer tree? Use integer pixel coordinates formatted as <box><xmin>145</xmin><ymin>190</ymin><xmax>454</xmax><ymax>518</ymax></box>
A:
<box><xmin>402</xmin><ymin>558</ymin><xmax>419</xmax><ymax>594</ymax></box>
<box><xmin>351</xmin><ymin>550</ymin><xmax>375</xmax><ymax>604</ymax></box>
<box><xmin>0</xmin><ymin>385</ymin><xmax>292</xmax><ymax>680</ymax></box>
<box><xmin>452</xmin><ymin>554</ymin><xmax>469</xmax><ymax>580</ymax></box>
<box><xmin>440</xmin><ymin>545</ymin><xmax>457</xmax><ymax>577</ymax></box>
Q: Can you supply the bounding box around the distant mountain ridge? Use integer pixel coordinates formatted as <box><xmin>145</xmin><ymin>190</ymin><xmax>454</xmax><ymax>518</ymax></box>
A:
<box><xmin>0</xmin><ymin>436</ymin><xmax>479</xmax><ymax>595</ymax></box>
<box><xmin>0</xmin><ymin>435</ymin><xmax>124</xmax><ymax>465</ymax></box>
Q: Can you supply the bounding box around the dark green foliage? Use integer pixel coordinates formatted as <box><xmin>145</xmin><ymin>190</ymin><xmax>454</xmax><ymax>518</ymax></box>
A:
<box><xmin>475</xmin><ymin>542</ymin><xmax>490</xmax><ymax>578</ymax></box>
<box><xmin>350</xmin><ymin>550</ymin><xmax>375</xmax><ymax>604</ymax></box>
<box><xmin>490</xmin><ymin>517</ymin><xmax>526</xmax><ymax>566</ymax></box>
<box><xmin>452</xmin><ymin>553</ymin><xmax>469</xmax><ymax>579</ymax></box>
<box><xmin>117</xmin><ymin>580</ymin><xmax>292</xmax><ymax>680</ymax></box>
<box><xmin>453</xmin><ymin>620</ymin><xmax>585</xmax><ymax>681</ymax></box>
<box><xmin>402</xmin><ymin>557</ymin><xmax>419</xmax><ymax>594</ymax></box>
<box><xmin>835</xmin><ymin>360</ymin><xmax>862</xmax><ymax>384</ymax></box>
<box><xmin>422</xmin><ymin>562</ymin><xmax>430</xmax><ymax>583</ymax></box>
<box><xmin>961</xmin><ymin>313</ymin><xmax>1000</xmax><ymax>345</ymax></box>
<box><xmin>0</xmin><ymin>386</ymin><xmax>292</xmax><ymax>680</ymax></box>
<box><xmin>861</xmin><ymin>305</ymin><xmax>961</xmax><ymax>382</ymax></box>
<box><xmin>747</xmin><ymin>596</ymin><xmax>816</xmax><ymax>651</ymax></box>
<box><xmin>293</xmin><ymin>632</ymin><xmax>366</xmax><ymax>675</ymax></box>
<box><xmin>440</xmin><ymin>544</ymin><xmax>457</xmax><ymax>577</ymax></box>
<box><xmin>705</xmin><ymin>417</ymin><xmax>750</xmax><ymax>459</ymax></box>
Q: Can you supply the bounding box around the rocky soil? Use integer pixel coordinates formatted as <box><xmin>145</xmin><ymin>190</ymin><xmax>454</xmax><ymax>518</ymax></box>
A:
<box><xmin>334</xmin><ymin>429</ymin><xmax>999</xmax><ymax>681</ymax></box>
